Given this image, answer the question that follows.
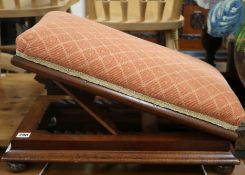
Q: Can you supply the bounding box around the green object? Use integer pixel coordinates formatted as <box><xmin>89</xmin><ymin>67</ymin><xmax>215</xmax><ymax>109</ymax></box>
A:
<box><xmin>235</xmin><ymin>24</ymin><xmax>245</xmax><ymax>61</ymax></box>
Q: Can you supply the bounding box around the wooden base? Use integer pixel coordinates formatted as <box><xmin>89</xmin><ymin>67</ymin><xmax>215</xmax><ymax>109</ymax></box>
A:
<box><xmin>1</xmin><ymin>96</ymin><xmax>239</xmax><ymax>174</ymax></box>
<box><xmin>3</xmin><ymin>149</ymin><xmax>239</xmax><ymax>165</ymax></box>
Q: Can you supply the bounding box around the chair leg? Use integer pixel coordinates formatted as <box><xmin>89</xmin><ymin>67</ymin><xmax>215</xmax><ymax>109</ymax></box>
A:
<box><xmin>173</xmin><ymin>29</ymin><xmax>179</xmax><ymax>50</ymax></box>
<box><xmin>164</xmin><ymin>30</ymin><xmax>179</xmax><ymax>50</ymax></box>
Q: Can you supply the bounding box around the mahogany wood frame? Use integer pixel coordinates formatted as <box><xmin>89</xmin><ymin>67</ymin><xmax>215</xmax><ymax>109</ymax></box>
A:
<box><xmin>1</xmin><ymin>56</ymin><xmax>242</xmax><ymax>171</ymax></box>
<box><xmin>10</xmin><ymin>56</ymin><xmax>238</xmax><ymax>140</ymax></box>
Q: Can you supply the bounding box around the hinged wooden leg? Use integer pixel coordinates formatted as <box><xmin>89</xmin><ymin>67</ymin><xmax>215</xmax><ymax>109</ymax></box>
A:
<box><xmin>54</xmin><ymin>81</ymin><xmax>118</xmax><ymax>135</ymax></box>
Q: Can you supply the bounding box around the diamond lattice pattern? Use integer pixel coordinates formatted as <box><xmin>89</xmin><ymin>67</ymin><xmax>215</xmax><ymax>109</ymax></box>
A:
<box><xmin>16</xmin><ymin>12</ymin><xmax>245</xmax><ymax>127</ymax></box>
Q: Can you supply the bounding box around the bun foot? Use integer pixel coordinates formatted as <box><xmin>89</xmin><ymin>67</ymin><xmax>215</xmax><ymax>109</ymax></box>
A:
<box><xmin>6</xmin><ymin>162</ymin><xmax>28</xmax><ymax>173</ymax></box>
<box><xmin>213</xmin><ymin>165</ymin><xmax>235</xmax><ymax>174</ymax></box>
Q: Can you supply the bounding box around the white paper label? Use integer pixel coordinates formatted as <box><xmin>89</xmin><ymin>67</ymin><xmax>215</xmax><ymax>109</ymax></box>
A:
<box><xmin>16</xmin><ymin>132</ymin><xmax>31</xmax><ymax>138</ymax></box>
<box><xmin>5</xmin><ymin>144</ymin><xmax>11</xmax><ymax>152</ymax></box>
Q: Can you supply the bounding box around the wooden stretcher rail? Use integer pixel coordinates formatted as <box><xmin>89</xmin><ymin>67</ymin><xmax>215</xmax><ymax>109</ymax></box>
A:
<box><xmin>11</xmin><ymin>56</ymin><xmax>238</xmax><ymax>141</ymax></box>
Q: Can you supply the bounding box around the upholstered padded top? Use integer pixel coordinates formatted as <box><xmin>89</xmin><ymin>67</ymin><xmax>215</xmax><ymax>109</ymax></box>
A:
<box><xmin>16</xmin><ymin>11</ymin><xmax>245</xmax><ymax>130</ymax></box>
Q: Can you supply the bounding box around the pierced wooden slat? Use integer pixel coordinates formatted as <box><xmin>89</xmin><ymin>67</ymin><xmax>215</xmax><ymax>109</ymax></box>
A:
<box><xmin>54</xmin><ymin>81</ymin><xmax>118</xmax><ymax>135</ymax></box>
<box><xmin>120</xmin><ymin>0</ymin><xmax>128</xmax><ymax>21</ymax></box>
<box><xmin>0</xmin><ymin>0</ymin><xmax>3</xmax><ymax>9</ymax></box>
<box><xmin>14</xmin><ymin>0</ymin><xmax>21</xmax><ymax>9</ymax></box>
<box><xmin>31</xmin><ymin>0</ymin><xmax>37</xmax><ymax>8</ymax></box>
<box><xmin>139</xmin><ymin>0</ymin><xmax>147</xmax><ymax>21</ymax></box>
<box><xmin>102</xmin><ymin>0</ymin><xmax>111</xmax><ymax>21</ymax></box>
<box><xmin>170</xmin><ymin>0</ymin><xmax>183</xmax><ymax>20</ymax></box>
<box><xmin>87</xmin><ymin>0</ymin><xmax>97</xmax><ymax>20</ymax></box>
<box><xmin>50</xmin><ymin>0</ymin><xmax>58</xmax><ymax>6</ymax></box>
<box><xmin>0</xmin><ymin>0</ymin><xmax>4</xmax><ymax>9</ymax></box>
<box><xmin>157</xmin><ymin>0</ymin><xmax>166</xmax><ymax>21</ymax></box>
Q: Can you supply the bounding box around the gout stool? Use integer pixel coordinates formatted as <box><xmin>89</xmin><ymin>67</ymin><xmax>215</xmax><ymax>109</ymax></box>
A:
<box><xmin>2</xmin><ymin>11</ymin><xmax>245</xmax><ymax>174</ymax></box>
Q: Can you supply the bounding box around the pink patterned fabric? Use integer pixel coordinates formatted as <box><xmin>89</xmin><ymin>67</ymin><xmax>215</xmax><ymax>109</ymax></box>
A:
<box><xmin>16</xmin><ymin>11</ymin><xmax>245</xmax><ymax>127</ymax></box>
